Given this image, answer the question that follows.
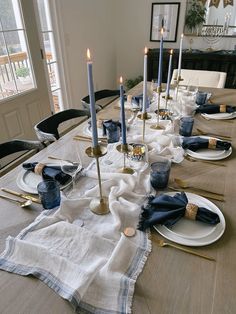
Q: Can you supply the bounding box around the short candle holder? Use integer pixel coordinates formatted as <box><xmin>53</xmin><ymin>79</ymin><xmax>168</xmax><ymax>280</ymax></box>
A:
<box><xmin>137</xmin><ymin>112</ymin><xmax>151</xmax><ymax>142</ymax></box>
<box><xmin>85</xmin><ymin>145</ymin><xmax>109</xmax><ymax>215</ymax></box>
<box><xmin>116</xmin><ymin>143</ymin><xmax>134</xmax><ymax>174</ymax></box>
<box><xmin>151</xmin><ymin>85</ymin><xmax>165</xmax><ymax>130</ymax></box>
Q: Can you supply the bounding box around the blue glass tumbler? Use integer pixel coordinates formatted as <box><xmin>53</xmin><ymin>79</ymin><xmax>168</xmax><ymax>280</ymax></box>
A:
<box><xmin>179</xmin><ymin>117</ymin><xmax>194</xmax><ymax>137</ymax></box>
<box><xmin>150</xmin><ymin>158</ymin><xmax>171</xmax><ymax>190</ymax></box>
<box><xmin>37</xmin><ymin>180</ymin><xmax>61</xmax><ymax>209</ymax></box>
<box><xmin>196</xmin><ymin>92</ymin><xmax>208</xmax><ymax>105</ymax></box>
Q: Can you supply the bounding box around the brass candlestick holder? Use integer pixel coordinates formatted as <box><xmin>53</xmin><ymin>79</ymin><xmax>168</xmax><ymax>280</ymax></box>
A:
<box><xmin>160</xmin><ymin>94</ymin><xmax>173</xmax><ymax>120</ymax></box>
<box><xmin>85</xmin><ymin>145</ymin><xmax>109</xmax><ymax>215</ymax></box>
<box><xmin>151</xmin><ymin>85</ymin><xmax>165</xmax><ymax>130</ymax></box>
<box><xmin>116</xmin><ymin>143</ymin><xmax>134</xmax><ymax>174</ymax></box>
<box><xmin>137</xmin><ymin>112</ymin><xmax>151</xmax><ymax>142</ymax></box>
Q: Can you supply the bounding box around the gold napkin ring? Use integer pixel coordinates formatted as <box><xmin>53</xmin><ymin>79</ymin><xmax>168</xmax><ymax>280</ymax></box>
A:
<box><xmin>34</xmin><ymin>163</ymin><xmax>45</xmax><ymax>175</ymax></box>
<box><xmin>185</xmin><ymin>203</ymin><xmax>198</xmax><ymax>220</ymax></box>
<box><xmin>208</xmin><ymin>138</ymin><xmax>217</xmax><ymax>149</ymax></box>
<box><xmin>220</xmin><ymin>104</ymin><xmax>226</xmax><ymax>113</ymax></box>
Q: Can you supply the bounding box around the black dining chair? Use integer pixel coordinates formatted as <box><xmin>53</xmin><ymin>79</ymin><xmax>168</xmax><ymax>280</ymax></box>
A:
<box><xmin>0</xmin><ymin>139</ymin><xmax>44</xmax><ymax>176</ymax></box>
<box><xmin>81</xmin><ymin>89</ymin><xmax>120</xmax><ymax>112</ymax></box>
<box><xmin>34</xmin><ymin>109</ymin><xmax>89</xmax><ymax>144</ymax></box>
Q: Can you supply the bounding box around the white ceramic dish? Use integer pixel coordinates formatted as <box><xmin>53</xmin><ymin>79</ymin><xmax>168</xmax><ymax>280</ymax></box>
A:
<box><xmin>201</xmin><ymin>112</ymin><xmax>236</xmax><ymax>120</ymax></box>
<box><xmin>154</xmin><ymin>192</ymin><xmax>225</xmax><ymax>246</ymax></box>
<box><xmin>83</xmin><ymin>124</ymin><xmax>106</xmax><ymax>139</ymax></box>
<box><xmin>16</xmin><ymin>169</ymin><xmax>72</xmax><ymax>194</ymax></box>
<box><xmin>186</xmin><ymin>136</ymin><xmax>232</xmax><ymax>161</ymax></box>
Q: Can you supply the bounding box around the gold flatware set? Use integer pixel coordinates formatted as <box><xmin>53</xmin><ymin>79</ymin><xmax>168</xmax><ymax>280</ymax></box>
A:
<box><xmin>152</xmin><ymin>234</ymin><xmax>215</xmax><ymax>261</ymax></box>
<box><xmin>184</xmin><ymin>154</ymin><xmax>226</xmax><ymax>167</ymax></box>
<box><xmin>73</xmin><ymin>135</ymin><xmax>107</xmax><ymax>144</ymax></box>
<box><xmin>194</xmin><ymin>128</ymin><xmax>231</xmax><ymax>141</ymax></box>
<box><xmin>1</xmin><ymin>188</ymin><xmax>41</xmax><ymax>204</ymax></box>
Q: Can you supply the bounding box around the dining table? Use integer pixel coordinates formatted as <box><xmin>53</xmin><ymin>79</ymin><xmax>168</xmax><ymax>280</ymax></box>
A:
<box><xmin>0</xmin><ymin>82</ymin><xmax>236</xmax><ymax>314</ymax></box>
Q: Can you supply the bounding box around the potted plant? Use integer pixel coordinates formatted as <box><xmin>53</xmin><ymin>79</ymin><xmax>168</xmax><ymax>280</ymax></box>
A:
<box><xmin>15</xmin><ymin>66</ymin><xmax>31</xmax><ymax>84</ymax></box>
<box><xmin>185</xmin><ymin>0</ymin><xmax>206</xmax><ymax>34</ymax></box>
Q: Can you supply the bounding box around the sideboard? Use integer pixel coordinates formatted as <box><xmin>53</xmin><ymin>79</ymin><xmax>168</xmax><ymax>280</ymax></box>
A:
<box><xmin>147</xmin><ymin>49</ymin><xmax>236</xmax><ymax>89</ymax></box>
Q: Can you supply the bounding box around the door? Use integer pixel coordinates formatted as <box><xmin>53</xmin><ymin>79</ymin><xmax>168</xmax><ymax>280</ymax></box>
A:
<box><xmin>0</xmin><ymin>0</ymin><xmax>51</xmax><ymax>142</ymax></box>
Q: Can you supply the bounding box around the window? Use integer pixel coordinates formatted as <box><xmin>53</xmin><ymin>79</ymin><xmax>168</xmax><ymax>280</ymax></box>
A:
<box><xmin>36</xmin><ymin>0</ymin><xmax>63</xmax><ymax>112</ymax></box>
<box><xmin>0</xmin><ymin>0</ymin><xmax>35</xmax><ymax>100</ymax></box>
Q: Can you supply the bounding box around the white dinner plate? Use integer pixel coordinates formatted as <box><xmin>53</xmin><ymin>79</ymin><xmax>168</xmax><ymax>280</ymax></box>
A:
<box><xmin>16</xmin><ymin>169</ymin><xmax>72</xmax><ymax>194</ymax></box>
<box><xmin>186</xmin><ymin>136</ymin><xmax>232</xmax><ymax>161</ymax></box>
<box><xmin>154</xmin><ymin>192</ymin><xmax>225</xmax><ymax>246</ymax></box>
<box><xmin>83</xmin><ymin>124</ymin><xmax>106</xmax><ymax>139</ymax></box>
<box><xmin>201</xmin><ymin>112</ymin><xmax>236</xmax><ymax>120</ymax></box>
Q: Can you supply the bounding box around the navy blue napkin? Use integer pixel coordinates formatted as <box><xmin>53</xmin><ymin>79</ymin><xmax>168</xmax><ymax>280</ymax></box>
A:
<box><xmin>182</xmin><ymin>137</ymin><xmax>231</xmax><ymax>152</ymax></box>
<box><xmin>138</xmin><ymin>192</ymin><xmax>220</xmax><ymax>231</ymax></box>
<box><xmin>23</xmin><ymin>162</ymin><xmax>71</xmax><ymax>185</ymax></box>
<box><xmin>196</xmin><ymin>103</ymin><xmax>236</xmax><ymax>114</ymax></box>
<box><xmin>124</xmin><ymin>94</ymin><xmax>143</xmax><ymax>106</ymax></box>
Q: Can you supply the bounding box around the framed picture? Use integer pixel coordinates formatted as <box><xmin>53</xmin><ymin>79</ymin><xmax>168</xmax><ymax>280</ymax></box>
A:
<box><xmin>150</xmin><ymin>2</ymin><xmax>180</xmax><ymax>42</ymax></box>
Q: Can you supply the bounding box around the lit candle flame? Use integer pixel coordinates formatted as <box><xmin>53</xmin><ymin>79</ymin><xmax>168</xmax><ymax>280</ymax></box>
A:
<box><xmin>181</xmin><ymin>33</ymin><xmax>184</xmax><ymax>38</ymax></box>
<box><xmin>144</xmin><ymin>47</ymin><xmax>148</xmax><ymax>54</ymax></box>
<box><xmin>161</xmin><ymin>28</ymin><xmax>164</xmax><ymax>35</ymax></box>
<box><xmin>170</xmin><ymin>49</ymin><xmax>173</xmax><ymax>54</ymax></box>
<box><xmin>120</xmin><ymin>76</ymin><xmax>123</xmax><ymax>84</ymax></box>
<box><xmin>87</xmin><ymin>48</ymin><xmax>91</xmax><ymax>61</ymax></box>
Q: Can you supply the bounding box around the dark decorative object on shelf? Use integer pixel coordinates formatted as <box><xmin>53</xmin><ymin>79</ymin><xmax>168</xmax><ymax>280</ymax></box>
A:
<box><xmin>147</xmin><ymin>49</ymin><xmax>236</xmax><ymax>89</ymax></box>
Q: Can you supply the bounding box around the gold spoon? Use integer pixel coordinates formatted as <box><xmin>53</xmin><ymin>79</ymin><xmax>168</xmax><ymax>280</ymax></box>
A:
<box><xmin>152</xmin><ymin>236</ymin><xmax>215</xmax><ymax>261</ymax></box>
<box><xmin>0</xmin><ymin>194</ymin><xmax>32</xmax><ymax>208</ymax></box>
<box><xmin>174</xmin><ymin>178</ymin><xmax>224</xmax><ymax>197</ymax></box>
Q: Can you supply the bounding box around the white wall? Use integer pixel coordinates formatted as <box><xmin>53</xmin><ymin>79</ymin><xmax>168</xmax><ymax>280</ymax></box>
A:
<box><xmin>54</xmin><ymin>0</ymin><xmax>236</xmax><ymax>108</ymax></box>
<box><xmin>55</xmin><ymin>0</ymin><xmax>117</xmax><ymax>109</ymax></box>
<box><xmin>114</xmin><ymin>0</ymin><xmax>236</xmax><ymax>81</ymax></box>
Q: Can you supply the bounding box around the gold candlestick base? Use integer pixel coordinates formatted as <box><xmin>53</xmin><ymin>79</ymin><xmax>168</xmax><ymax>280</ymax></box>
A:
<box><xmin>90</xmin><ymin>197</ymin><xmax>109</xmax><ymax>215</ymax></box>
<box><xmin>116</xmin><ymin>143</ymin><xmax>134</xmax><ymax>174</ymax></box>
<box><xmin>85</xmin><ymin>145</ymin><xmax>109</xmax><ymax>215</ymax></box>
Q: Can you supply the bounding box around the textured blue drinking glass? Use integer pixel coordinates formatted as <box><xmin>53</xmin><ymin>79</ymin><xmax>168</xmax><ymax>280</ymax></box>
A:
<box><xmin>179</xmin><ymin>117</ymin><xmax>194</xmax><ymax>137</ymax></box>
<box><xmin>37</xmin><ymin>180</ymin><xmax>61</xmax><ymax>209</ymax></box>
<box><xmin>196</xmin><ymin>92</ymin><xmax>207</xmax><ymax>105</ymax></box>
<box><xmin>150</xmin><ymin>158</ymin><xmax>171</xmax><ymax>190</ymax></box>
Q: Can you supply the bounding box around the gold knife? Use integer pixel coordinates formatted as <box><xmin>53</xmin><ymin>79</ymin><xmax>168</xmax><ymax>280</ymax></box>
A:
<box><xmin>1</xmin><ymin>188</ymin><xmax>41</xmax><ymax>204</ymax></box>
<box><xmin>168</xmin><ymin>186</ymin><xmax>225</xmax><ymax>202</ymax></box>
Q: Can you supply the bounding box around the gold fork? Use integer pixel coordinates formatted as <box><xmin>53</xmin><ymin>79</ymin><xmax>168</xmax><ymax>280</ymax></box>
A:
<box><xmin>174</xmin><ymin>178</ymin><xmax>224</xmax><ymax>197</ymax></box>
<box><xmin>184</xmin><ymin>154</ymin><xmax>226</xmax><ymax>167</ymax></box>
<box><xmin>196</xmin><ymin>128</ymin><xmax>231</xmax><ymax>140</ymax></box>
<box><xmin>152</xmin><ymin>236</ymin><xmax>215</xmax><ymax>261</ymax></box>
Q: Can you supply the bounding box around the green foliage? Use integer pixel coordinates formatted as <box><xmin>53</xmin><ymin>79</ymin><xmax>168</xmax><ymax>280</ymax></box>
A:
<box><xmin>16</xmin><ymin>66</ymin><xmax>30</xmax><ymax>78</ymax></box>
<box><xmin>125</xmin><ymin>75</ymin><xmax>143</xmax><ymax>91</ymax></box>
<box><xmin>185</xmin><ymin>0</ymin><xmax>206</xmax><ymax>32</ymax></box>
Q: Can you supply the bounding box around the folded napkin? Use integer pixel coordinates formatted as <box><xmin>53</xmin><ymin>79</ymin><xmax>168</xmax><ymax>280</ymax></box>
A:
<box><xmin>138</xmin><ymin>192</ymin><xmax>220</xmax><ymax>231</ymax></box>
<box><xmin>196</xmin><ymin>103</ymin><xmax>236</xmax><ymax>114</ymax></box>
<box><xmin>23</xmin><ymin>162</ymin><xmax>71</xmax><ymax>185</ymax></box>
<box><xmin>124</xmin><ymin>94</ymin><xmax>143</xmax><ymax>106</ymax></box>
<box><xmin>182</xmin><ymin>137</ymin><xmax>231</xmax><ymax>152</ymax></box>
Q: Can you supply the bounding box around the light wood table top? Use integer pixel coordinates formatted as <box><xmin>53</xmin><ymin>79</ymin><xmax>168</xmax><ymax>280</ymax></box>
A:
<box><xmin>0</xmin><ymin>83</ymin><xmax>236</xmax><ymax>314</ymax></box>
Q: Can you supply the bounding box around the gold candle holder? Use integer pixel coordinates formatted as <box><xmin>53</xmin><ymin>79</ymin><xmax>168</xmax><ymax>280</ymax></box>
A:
<box><xmin>151</xmin><ymin>85</ymin><xmax>165</xmax><ymax>130</ymax></box>
<box><xmin>85</xmin><ymin>145</ymin><xmax>109</xmax><ymax>215</ymax></box>
<box><xmin>137</xmin><ymin>112</ymin><xmax>151</xmax><ymax>142</ymax></box>
<box><xmin>116</xmin><ymin>143</ymin><xmax>134</xmax><ymax>174</ymax></box>
<box><xmin>174</xmin><ymin>76</ymin><xmax>184</xmax><ymax>101</ymax></box>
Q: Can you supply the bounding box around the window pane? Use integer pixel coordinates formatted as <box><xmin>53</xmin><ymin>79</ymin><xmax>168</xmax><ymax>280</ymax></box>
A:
<box><xmin>48</xmin><ymin>62</ymin><xmax>60</xmax><ymax>89</ymax></box>
<box><xmin>43</xmin><ymin>32</ymin><xmax>56</xmax><ymax>63</ymax></box>
<box><xmin>0</xmin><ymin>0</ymin><xmax>23</xmax><ymax>30</ymax></box>
<box><xmin>37</xmin><ymin>0</ymin><xmax>52</xmax><ymax>32</ymax></box>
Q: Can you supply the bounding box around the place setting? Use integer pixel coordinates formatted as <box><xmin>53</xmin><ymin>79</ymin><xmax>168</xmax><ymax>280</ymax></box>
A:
<box><xmin>138</xmin><ymin>154</ymin><xmax>226</xmax><ymax>257</ymax></box>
